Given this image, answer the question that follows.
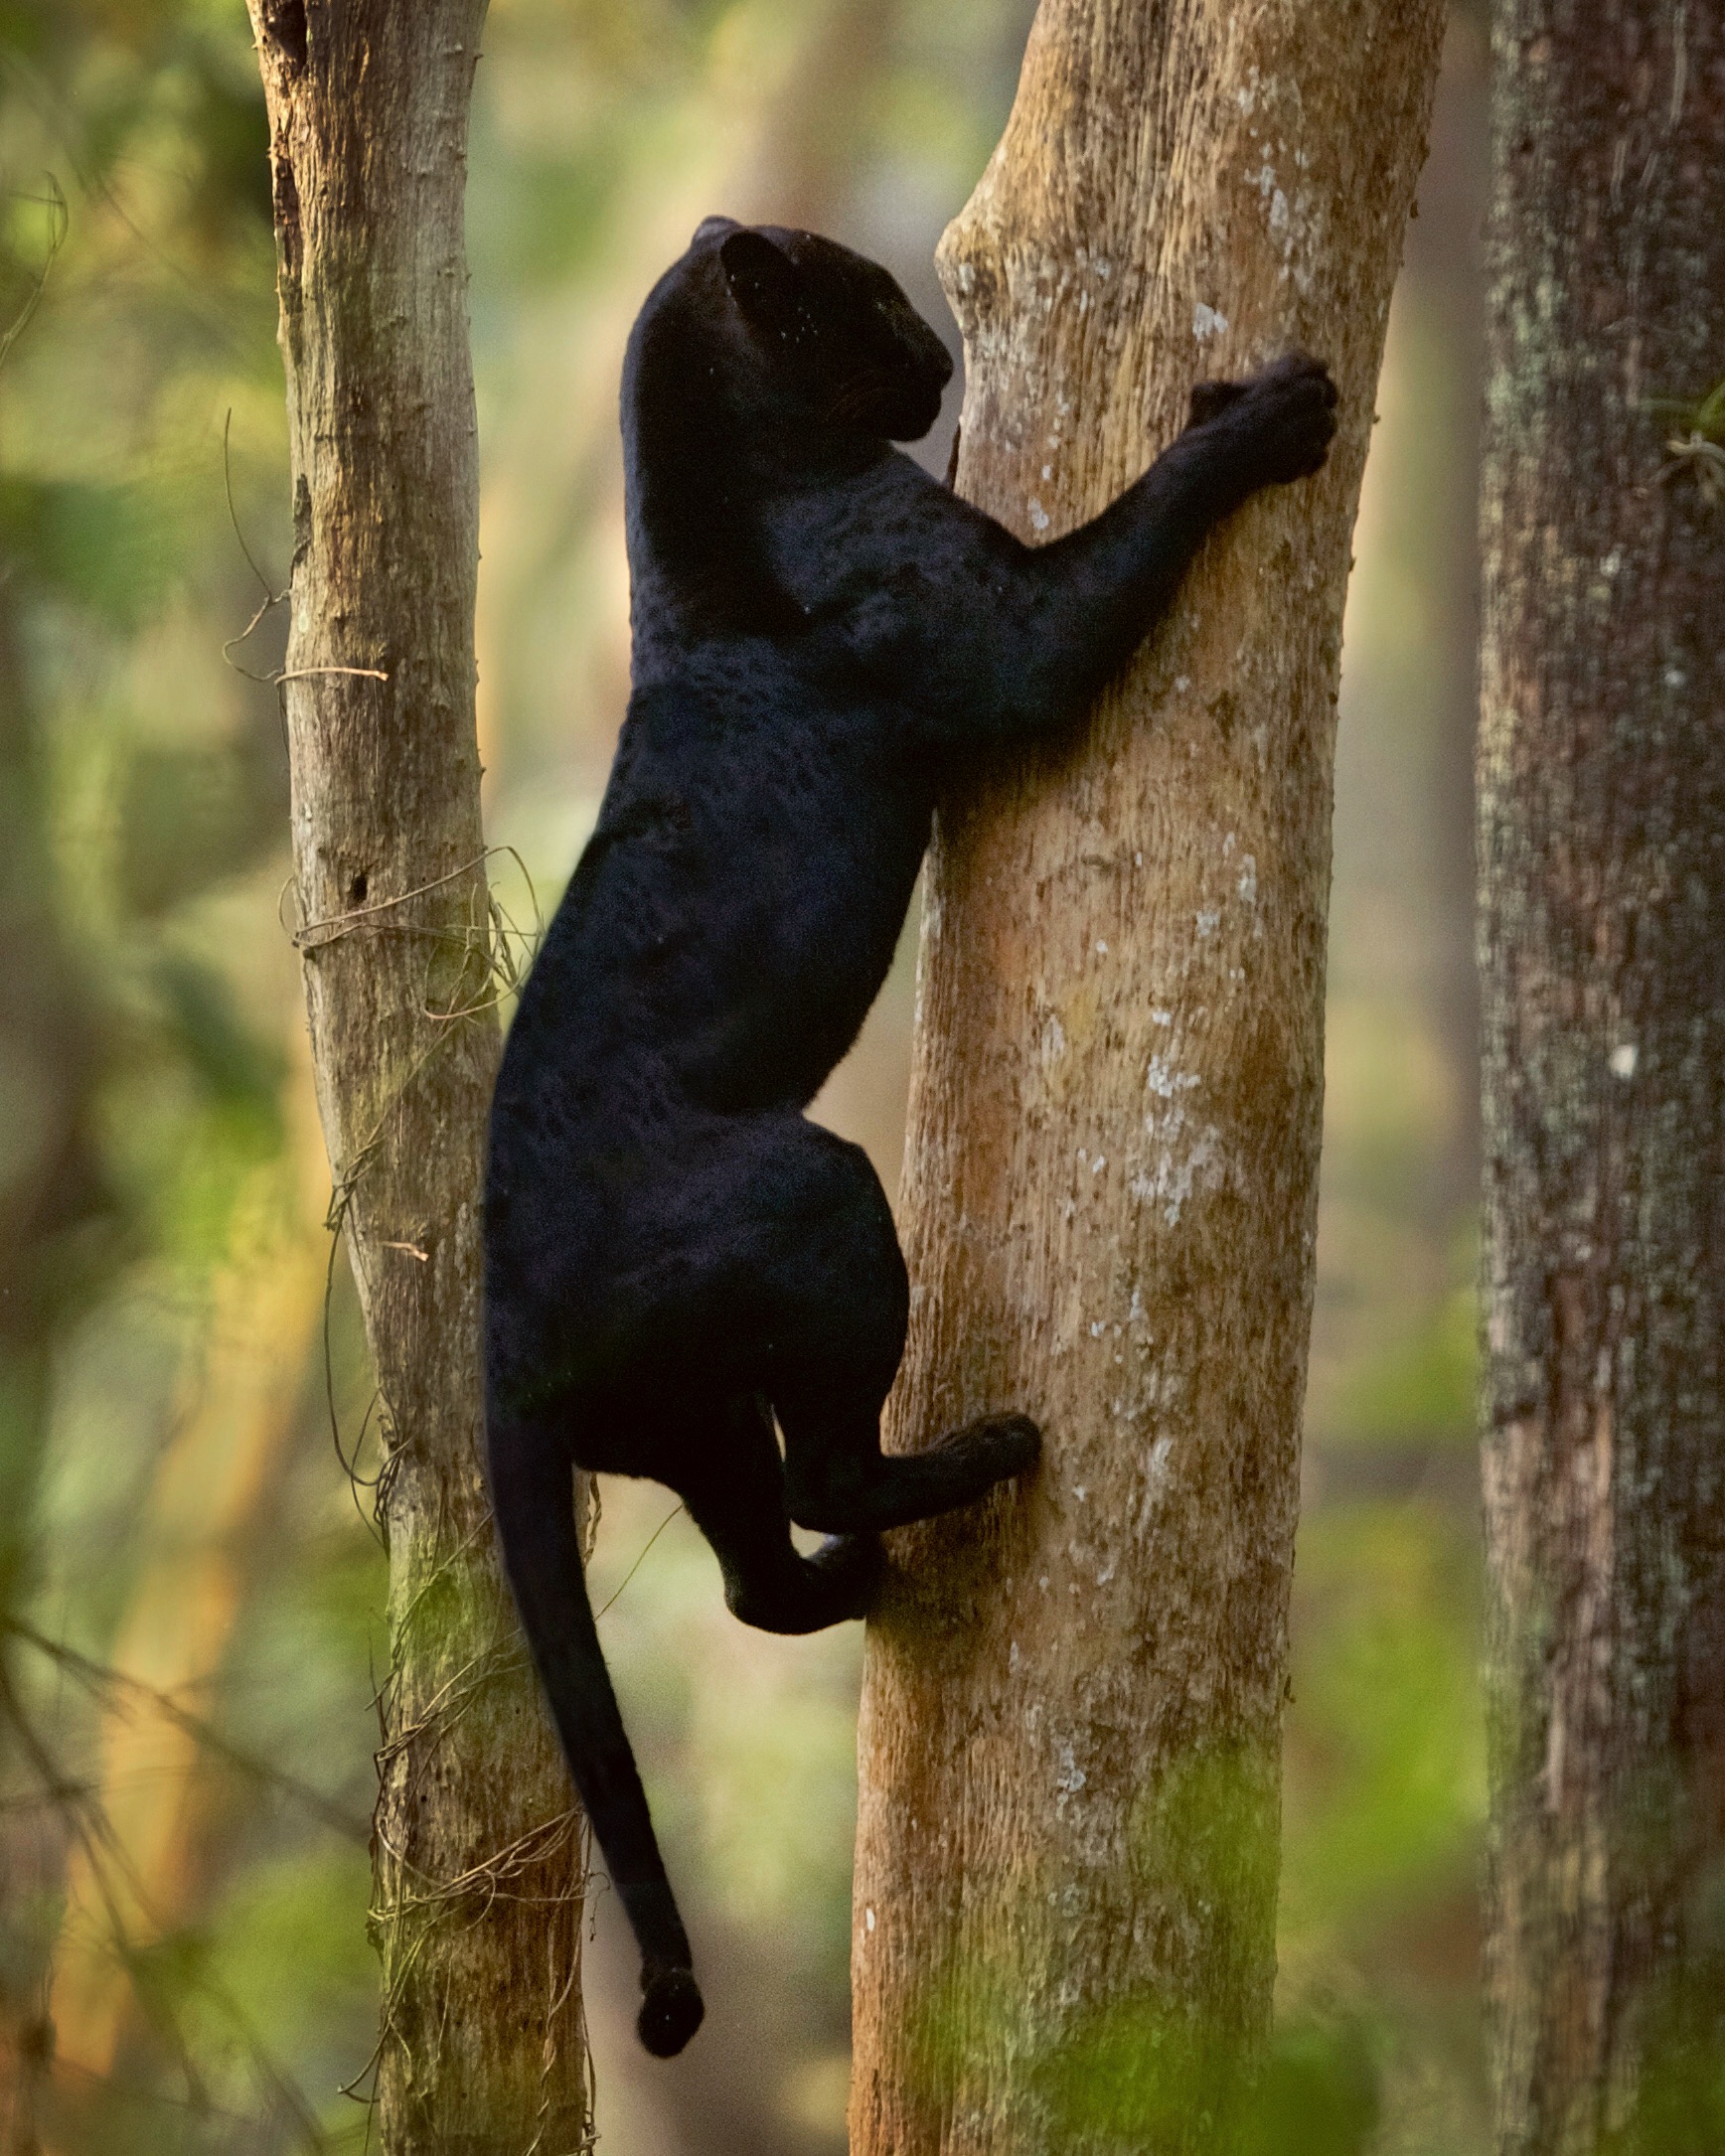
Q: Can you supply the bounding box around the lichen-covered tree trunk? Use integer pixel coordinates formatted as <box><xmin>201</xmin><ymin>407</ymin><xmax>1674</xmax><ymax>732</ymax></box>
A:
<box><xmin>247</xmin><ymin>7</ymin><xmax>589</xmax><ymax>2149</ymax></box>
<box><xmin>1478</xmin><ymin>8</ymin><xmax>1725</xmax><ymax>2154</ymax></box>
<box><xmin>850</xmin><ymin>7</ymin><xmax>1444</xmax><ymax>2153</ymax></box>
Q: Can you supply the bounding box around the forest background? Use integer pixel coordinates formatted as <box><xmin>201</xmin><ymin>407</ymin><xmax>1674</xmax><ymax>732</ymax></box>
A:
<box><xmin>0</xmin><ymin>2</ymin><xmax>1488</xmax><ymax>2150</ymax></box>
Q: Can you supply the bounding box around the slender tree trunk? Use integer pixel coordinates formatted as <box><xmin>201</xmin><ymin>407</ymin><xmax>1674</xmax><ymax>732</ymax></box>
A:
<box><xmin>47</xmin><ymin>1104</ymin><xmax>326</xmax><ymax>2085</ymax></box>
<box><xmin>247</xmin><ymin>8</ymin><xmax>589</xmax><ymax>2150</ymax></box>
<box><xmin>1478</xmin><ymin>8</ymin><xmax>1725</xmax><ymax>2153</ymax></box>
<box><xmin>851</xmin><ymin>7</ymin><xmax>1444</xmax><ymax>2153</ymax></box>
<box><xmin>0</xmin><ymin>562</ymin><xmax>111</xmax><ymax>2156</ymax></box>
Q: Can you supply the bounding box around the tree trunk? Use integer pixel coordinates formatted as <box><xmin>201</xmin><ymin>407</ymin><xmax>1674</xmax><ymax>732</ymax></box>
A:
<box><xmin>851</xmin><ymin>7</ymin><xmax>1444</xmax><ymax>2153</ymax></box>
<box><xmin>46</xmin><ymin>1118</ymin><xmax>326</xmax><ymax>2086</ymax></box>
<box><xmin>1478</xmin><ymin>8</ymin><xmax>1725</xmax><ymax>2153</ymax></box>
<box><xmin>247</xmin><ymin>8</ymin><xmax>589</xmax><ymax>2150</ymax></box>
<box><xmin>0</xmin><ymin>551</ymin><xmax>113</xmax><ymax>2156</ymax></box>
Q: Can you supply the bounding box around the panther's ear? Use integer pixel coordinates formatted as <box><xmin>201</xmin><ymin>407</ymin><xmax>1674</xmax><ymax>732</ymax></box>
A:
<box><xmin>719</xmin><ymin>230</ymin><xmax>800</xmax><ymax>335</ymax></box>
<box><xmin>692</xmin><ymin>215</ymin><xmax>739</xmax><ymax>247</ymax></box>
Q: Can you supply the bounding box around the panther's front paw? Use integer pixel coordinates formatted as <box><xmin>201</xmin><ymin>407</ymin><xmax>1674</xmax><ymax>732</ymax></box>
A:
<box><xmin>1229</xmin><ymin>353</ymin><xmax>1338</xmax><ymax>485</ymax></box>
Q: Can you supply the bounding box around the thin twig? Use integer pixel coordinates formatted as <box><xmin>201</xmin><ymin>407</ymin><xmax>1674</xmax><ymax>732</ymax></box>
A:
<box><xmin>1657</xmin><ymin>430</ymin><xmax>1725</xmax><ymax>505</ymax></box>
<box><xmin>222</xmin><ymin>587</ymin><xmax>288</xmax><ymax>681</ymax></box>
<box><xmin>219</xmin><ymin>406</ymin><xmax>294</xmax><ymax>685</ymax></box>
<box><xmin>291</xmin><ymin>847</ymin><xmax>521</xmax><ymax>950</ymax></box>
<box><xmin>222</xmin><ymin>406</ymin><xmax>281</xmax><ymax>601</ymax></box>
<box><xmin>0</xmin><ymin>174</ymin><xmax>68</xmax><ymax>376</ymax></box>
<box><xmin>594</xmin><ymin>1503</ymin><xmax>687</xmax><ymax>1620</ymax></box>
<box><xmin>277</xmin><ymin>663</ymin><xmax>391</xmax><ymax>686</ymax></box>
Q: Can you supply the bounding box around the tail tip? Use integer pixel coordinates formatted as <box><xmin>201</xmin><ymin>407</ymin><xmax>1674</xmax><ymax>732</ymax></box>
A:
<box><xmin>638</xmin><ymin>1964</ymin><xmax>704</xmax><ymax>2057</ymax></box>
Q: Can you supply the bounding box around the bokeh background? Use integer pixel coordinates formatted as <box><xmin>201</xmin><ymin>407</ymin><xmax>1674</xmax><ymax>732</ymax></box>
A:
<box><xmin>0</xmin><ymin>3</ymin><xmax>1488</xmax><ymax>2149</ymax></box>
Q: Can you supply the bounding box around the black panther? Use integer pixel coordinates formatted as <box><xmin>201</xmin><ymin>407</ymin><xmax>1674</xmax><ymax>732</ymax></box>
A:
<box><xmin>483</xmin><ymin>216</ymin><xmax>1336</xmax><ymax>2057</ymax></box>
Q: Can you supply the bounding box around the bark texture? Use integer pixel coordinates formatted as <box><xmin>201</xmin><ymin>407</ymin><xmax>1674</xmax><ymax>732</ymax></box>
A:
<box><xmin>1478</xmin><ymin>8</ymin><xmax>1725</xmax><ymax>2153</ymax></box>
<box><xmin>247</xmin><ymin>7</ymin><xmax>590</xmax><ymax>2149</ymax></box>
<box><xmin>851</xmin><ymin>7</ymin><xmax>1444</xmax><ymax>2153</ymax></box>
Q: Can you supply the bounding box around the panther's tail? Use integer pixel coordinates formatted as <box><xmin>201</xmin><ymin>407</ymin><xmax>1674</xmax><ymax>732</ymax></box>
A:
<box><xmin>487</xmin><ymin>1404</ymin><xmax>704</xmax><ymax>2058</ymax></box>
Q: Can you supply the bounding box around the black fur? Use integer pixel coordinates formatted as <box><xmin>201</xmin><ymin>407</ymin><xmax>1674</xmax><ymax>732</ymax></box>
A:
<box><xmin>484</xmin><ymin>218</ymin><xmax>1336</xmax><ymax>2057</ymax></box>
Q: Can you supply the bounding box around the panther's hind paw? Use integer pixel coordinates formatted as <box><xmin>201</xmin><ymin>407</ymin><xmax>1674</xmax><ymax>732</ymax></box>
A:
<box><xmin>808</xmin><ymin>1530</ymin><xmax>883</xmax><ymax>1618</ymax></box>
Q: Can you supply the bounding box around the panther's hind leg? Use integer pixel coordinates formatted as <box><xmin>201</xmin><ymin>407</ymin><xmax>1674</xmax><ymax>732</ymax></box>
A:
<box><xmin>743</xmin><ymin>1121</ymin><xmax>1041</xmax><ymax>1536</ymax></box>
<box><xmin>678</xmin><ymin>1391</ymin><xmax>879</xmax><ymax>1635</ymax></box>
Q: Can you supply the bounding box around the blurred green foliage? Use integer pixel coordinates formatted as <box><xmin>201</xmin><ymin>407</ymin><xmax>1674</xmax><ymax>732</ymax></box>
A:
<box><xmin>0</xmin><ymin>5</ymin><xmax>1499</xmax><ymax>2154</ymax></box>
